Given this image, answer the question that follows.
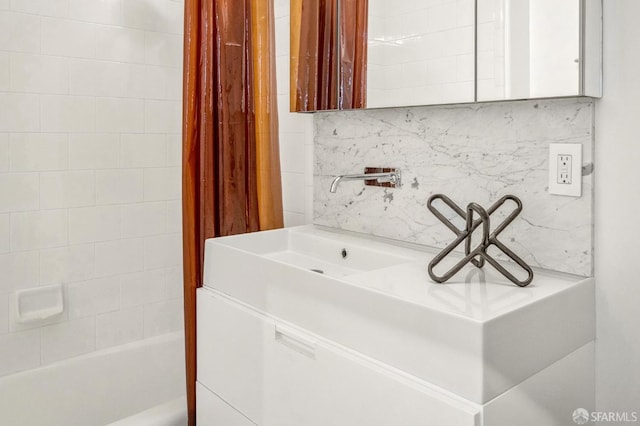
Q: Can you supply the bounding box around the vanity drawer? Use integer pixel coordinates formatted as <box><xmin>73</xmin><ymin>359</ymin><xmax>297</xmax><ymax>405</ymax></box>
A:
<box><xmin>197</xmin><ymin>288</ymin><xmax>480</xmax><ymax>426</ymax></box>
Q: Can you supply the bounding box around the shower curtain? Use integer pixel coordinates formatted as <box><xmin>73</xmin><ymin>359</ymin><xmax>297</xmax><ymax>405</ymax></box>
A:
<box><xmin>182</xmin><ymin>0</ymin><xmax>283</xmax><ymax>423</ymax></box>
<box><xmin>339</xmin><ymin>0</ymin><xmax>368</xmax><ymax>109</ymax></box>
<box><xmin>292</xmin><ymin>0</ymin><xmax>368</xmax><ymax>111</ymax></box>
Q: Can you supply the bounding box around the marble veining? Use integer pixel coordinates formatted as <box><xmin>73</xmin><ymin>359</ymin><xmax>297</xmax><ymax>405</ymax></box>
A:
<box><xmin>314</xmin><ymin>98</ymin><xmax>594</xmax><ymax>276</ymax></box>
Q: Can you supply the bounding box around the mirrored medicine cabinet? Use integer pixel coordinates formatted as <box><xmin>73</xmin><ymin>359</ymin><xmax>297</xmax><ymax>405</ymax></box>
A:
<box><xmin>290</xmin><ymin>0</ymin><xmax>602</xmax><ymax>112</ymax></box>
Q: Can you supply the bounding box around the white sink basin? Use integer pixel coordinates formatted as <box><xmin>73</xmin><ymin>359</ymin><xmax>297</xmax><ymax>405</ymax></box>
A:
<box><xmin>225</xmin><ymin>225</ymin><xmax>416</xmax><ymax>278</ymax></box>
<box><xmin>203</xmin><ymin>225</ymin><xmax>594</xmax><ymax>404</ymax></box>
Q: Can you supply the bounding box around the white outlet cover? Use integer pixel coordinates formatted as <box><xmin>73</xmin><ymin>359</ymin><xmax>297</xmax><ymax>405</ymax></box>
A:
<box><xmin>549</xmin><ymin>143</ymin><xmax>582</xmax><ymax>197</ymax></box>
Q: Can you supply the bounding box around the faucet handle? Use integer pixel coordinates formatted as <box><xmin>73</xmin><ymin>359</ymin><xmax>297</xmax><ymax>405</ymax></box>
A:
<box><xmin>329</xmin><ymin>167</ymin><xmax>401</xmax><ymax>193</ymax></box>
<box><xmin>364</xmin><ymin>167</ymin><xmax>401</xmax><ymax>188</ymax></box>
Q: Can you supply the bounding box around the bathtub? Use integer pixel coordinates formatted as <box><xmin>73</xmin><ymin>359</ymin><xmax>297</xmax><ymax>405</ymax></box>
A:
<box><xmin>0</xmin><ymin>332</ymin><xmax>186</xmax><ymax>426</ymax></box>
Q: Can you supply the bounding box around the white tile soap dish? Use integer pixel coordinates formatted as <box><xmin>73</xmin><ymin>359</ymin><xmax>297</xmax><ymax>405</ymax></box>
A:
<box><xmin>15</xmin><ymin>284</ymin><xmax>64</xmax><ymax>324</ymax></box>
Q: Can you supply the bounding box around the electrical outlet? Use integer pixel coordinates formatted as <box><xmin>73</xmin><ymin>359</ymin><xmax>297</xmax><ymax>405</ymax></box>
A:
<box><xmin>557</xmin><ymin>155</ymin><xmax>572</xmax><ymax>184</ymax></box>
<box><xmin>549</xmin><ymin>144</ymin><xmax>582</xmax><ymax>196</ymax></box>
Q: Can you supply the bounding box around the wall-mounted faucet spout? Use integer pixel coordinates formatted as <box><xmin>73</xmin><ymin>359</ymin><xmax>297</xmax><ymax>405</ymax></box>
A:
<box><xmin>329</xmin><ymin>169</ymin><xmax>401</xmax><ymax>193</ymax></box>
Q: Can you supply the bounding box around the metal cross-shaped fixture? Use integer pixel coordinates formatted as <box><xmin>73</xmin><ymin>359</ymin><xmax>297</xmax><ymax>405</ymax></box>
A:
<box><xmin>427</xmin><ymin>194</ymin><xmax>534</xmax><ymax>287</ymax></box>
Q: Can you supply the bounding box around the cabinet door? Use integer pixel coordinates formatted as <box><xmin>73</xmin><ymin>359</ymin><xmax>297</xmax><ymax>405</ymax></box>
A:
<box><xmin>197</xmin><ymin>290</ymin><xmax>269</xmax><ymax>422</ymax></box>
<box><xmin>365</xmin><ymin>0</ymin><xmax>476</xmax><ymax>108</ymax></box>
<box><xmin>476</xmin><ymin>0</ymin><xmax>601</xmax><ymax>101</ymax></box>
<box><xmin>264</xmin><ymin>328</ymin><xmax>479</xmax><ymax>426</ymax></box>
<box><xmin>197</xmin><ymin>289</ymin><xmax>479</xmax><ymax>426</ymax></box>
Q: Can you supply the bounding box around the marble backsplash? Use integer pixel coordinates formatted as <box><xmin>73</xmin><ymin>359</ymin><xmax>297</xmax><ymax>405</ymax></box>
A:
<box><xmin>314</xmin><ymin>98</ymin><xmax>594</xmax><ymax>276</ymax></box>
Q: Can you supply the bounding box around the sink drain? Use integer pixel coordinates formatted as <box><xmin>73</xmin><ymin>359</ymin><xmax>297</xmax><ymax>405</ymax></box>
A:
<box><xmin>310</xmin><ymin>269</ymin><xmax>324</xmax><ymax>274</ymax></box>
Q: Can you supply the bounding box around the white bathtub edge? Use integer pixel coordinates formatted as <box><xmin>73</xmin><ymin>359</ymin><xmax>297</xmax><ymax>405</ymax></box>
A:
<box><xmin>0</xmin><ymin>331</ymin><xmax>186</xmax><ymax>426</ymax></box>
<box><xmin>108</xmin><ymin>396</ymin><xmax>187</xmax><ymax>426</ymax></box>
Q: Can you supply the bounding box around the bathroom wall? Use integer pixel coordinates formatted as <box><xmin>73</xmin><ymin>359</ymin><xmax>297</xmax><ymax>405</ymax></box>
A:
<box><xmin>314</xmin><ymin>98</ymin><xmax>594</xmax><ymax>277</ymax></box>
<box><xmin>0</xmin><ymin>0</ymin><xmax>184</xmax><ymax>377</ymax></box>
<box><xmin>274</xmin><ymin>0</ymin><xmax>314</xmax><ymax>226</ymax></box>
<box><xmin>595</xmin><ymin>0</ymin><xmax>640</xmax><ymax>415</ymax></box>
<box><xmin>0</xmin><ymin>0</ymin><xmax>311</xmax><ymax>377</ymax></box>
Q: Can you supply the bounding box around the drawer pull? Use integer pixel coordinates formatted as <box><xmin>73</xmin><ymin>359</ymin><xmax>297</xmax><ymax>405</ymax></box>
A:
<box><xmin>275</xmin><ymin>325</ymin><xmax>316</xmax><ymax>359</ymax></box>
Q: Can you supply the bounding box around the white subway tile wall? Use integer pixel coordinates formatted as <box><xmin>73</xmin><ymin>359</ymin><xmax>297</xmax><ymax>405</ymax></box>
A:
<box><xmin>142</xmin><ymin>298</ymin><xmax>182</xmax><ymax>337</ymax></box>
<box><xmin>274</xmin><ymin>0</ymin><xmax>313</xmax><ymax>226</ymax></box>
<box><xmin>0</xmin><ymin>330</ymin><xmax>41</xmax><ymax>376</ymax></box>
<box><xmin>0</xmin><ymin>93</ymin><xmax>40</xmax><ymax>131</ymax></box>
<box><xmin>94</xmin><ymin>238</ymin><xmax>145</xmax><ymax>277</ymax></box>
<box><xmin>0</xmin><ymin>251</ymin><xmax>40</xmax><ymax>293</ymax></box>
<box><xmin>120</xmin><ymin>269</ymin><xmax>166</xmax><ymax>309</ymax></box>
<box><xmin>0</xmin><ymin>133</ymin><xmax>8</xmax><ymax>171</ymax></box>
<box><xmin>0</xmin><ymin>0</ymin><xmax>185</xmax><ymax>376</ymax></box>
<box><xmin>0</xmin><ymin>0</ymin><xmax>311</xmax><ymax>377</ymax></box>
<box><xmin>95</xmin><ymin>307</ymin><xmax>144</xmax><ymax>349</ymax></box>
<box><xmin>0</xmin><ymin>54</ymin><xmax>9</xmax><ymax>92</ymax></box>
<box><xmin>10</xmin><ymin>209</ymin><xmax>69</xmax><ymax>251</ymax></box>
<box><xmin>67</xmin><ymin>277</ymin><xmax>121</xmax><ymax>319</ymax></box>
<box><xmin>0</xmin><ymin>173</ymin><xmax>40</xmax><ymax>212</ymax></box>
<box><xmin>39</xmin><ymin>170</ymin><xmax>95</xmax><ymax>209</ymax></box>
<box><xmin>40</xmin><ymin>317</ymin><xmax>96</xmax><ymax>364</ymax></box>
<box><xmin>0</xmin><ymin>214</ymin><xmax>9</xmax><ymax>253</ymax></box>
<box><xmin>0</xmin><ymin>293</ymin><xmax>8</xmax><ymax>333</ymax></box>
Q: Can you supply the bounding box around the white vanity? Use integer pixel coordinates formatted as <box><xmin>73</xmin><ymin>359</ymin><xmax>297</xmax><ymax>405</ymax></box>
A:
<box><xmin>196</xmin><ymin>225</ymin><xmax>594</xmax><ymax>425</ymax></box>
